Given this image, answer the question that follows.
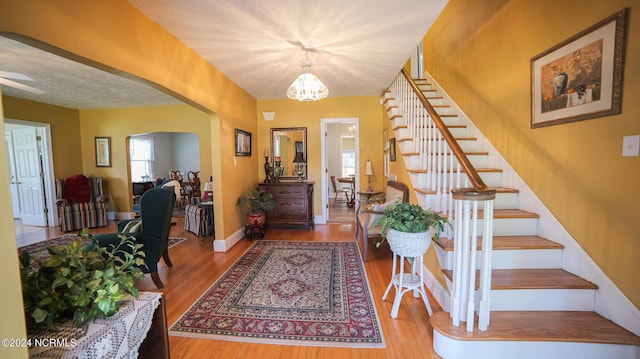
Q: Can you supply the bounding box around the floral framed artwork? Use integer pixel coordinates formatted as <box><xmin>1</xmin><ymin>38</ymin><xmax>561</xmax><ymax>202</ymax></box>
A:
<box><xmin>235</xmin><ymin>129</ymin><xmax>252</xmax><ymax>156</ymax></box>
<box><xmin>95</xmin><ymin>137</ymin><xmax>111</xmax><ymax>167</ymax></box>
<box><xmin>530</xmin><ymin>8</ymin><xmax>627</xmax><ymax>128</ymax></box>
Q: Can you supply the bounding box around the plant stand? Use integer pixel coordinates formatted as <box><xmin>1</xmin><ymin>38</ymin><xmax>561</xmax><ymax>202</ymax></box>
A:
<box><xmin>244</xmin><ymin>225</ymin><xmax>265</xmax><ymax>240</ymax></box>
<box><xmin>382</xmin><ymin>229</ymin><xmax>434</xmax><ymax>318</ymax></box>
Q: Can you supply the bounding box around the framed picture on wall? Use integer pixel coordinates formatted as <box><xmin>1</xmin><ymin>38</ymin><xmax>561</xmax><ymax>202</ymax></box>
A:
<box><xmin>530</xmin><ymin>8</ymin><xmax>627</xmax><ymax>128</ymax></box>
<box><xmin>95</xmin><ymin>137</ymin><xmax>111</xmax><ymax>167</ymax></box>
<box><xmin>235</xmin><ymin>129</ymin><xmax>252</xmax><ymax>156</ymax></box>
<box><xmin>389</xmin><ymin>138</ymin><xmax>396</xmax><ymax>162</ymax></box>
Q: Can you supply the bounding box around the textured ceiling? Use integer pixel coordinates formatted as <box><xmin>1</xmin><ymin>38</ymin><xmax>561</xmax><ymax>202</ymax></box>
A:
<box><xmin>0</xmin><ymin>0</ymin><xmax>447</xmax><ymax>109</ymax></box>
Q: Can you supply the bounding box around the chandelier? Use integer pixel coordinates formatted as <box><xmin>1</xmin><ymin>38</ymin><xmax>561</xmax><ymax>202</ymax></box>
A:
<box><xmin>286</xmin><ymin>52</ymin><xmax>329</xmax><ymax>101</ymax></box>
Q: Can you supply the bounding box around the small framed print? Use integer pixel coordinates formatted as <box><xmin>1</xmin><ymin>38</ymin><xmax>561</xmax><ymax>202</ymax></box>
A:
<box><xmin>389</xmin><ymin>138</ymin><xmax>396</xmax><ymax>162</ymax></box>
<box><xmin>235</xmin><ymin>129</ymin><xmax>252</xmax><ymax>156</ymax></box>
<box><xmin>95</xmin><ymin>137</ymin><xmax>111</xmax><ymax>167</ymax></box>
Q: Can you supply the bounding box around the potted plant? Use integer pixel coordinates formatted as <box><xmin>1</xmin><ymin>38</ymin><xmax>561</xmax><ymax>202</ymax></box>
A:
<box><xmin>236</xmin><ymin>187</ymin><xmax>276</xmax><ymax>229</ymax></box>
<box><xmin>19</xmin><ymin>230</ymin><xmax>145</xmax><ymax>331</ymax></box>
<box><xmin>374</xmin><ymin>202</ymin><xmax>449</xmax><ymax>257</ymax></box>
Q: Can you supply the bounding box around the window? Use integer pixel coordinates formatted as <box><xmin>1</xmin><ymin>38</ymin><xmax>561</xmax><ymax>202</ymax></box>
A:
<box><xmin>340</xmin><ymin>135</ymin><xmax>356</xmax><ymax>177</ymax></box>
<box><xmin>130</xmin><ymin>135</ymin><xmax>154</xmax><ymax>182</ymax></box>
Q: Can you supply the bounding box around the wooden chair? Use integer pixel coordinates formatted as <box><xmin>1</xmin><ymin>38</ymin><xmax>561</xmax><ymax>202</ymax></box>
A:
<box><xmin>355</xmin><ymin>180</ymin><xmax>409</xmax><ymax>260</ymax></box>
<box><xmin>330</xmin><ymin>175</ymin><xmax>350</xmax><ymax>203</ymax></box>
<box><xmin>187</xmin><ymin>171</ymin><xmax>201</xmax><ymax>199</ymax></box>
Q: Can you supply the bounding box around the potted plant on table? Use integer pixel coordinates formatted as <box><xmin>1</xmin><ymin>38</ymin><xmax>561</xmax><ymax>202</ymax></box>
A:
<box><xmin>236</xmin><ymin>187</ymin><xmax>276</xmax><ymax>238</ymax></box>
<box><xmin>19</xmin><ymin>230</ymin><xmax>145</xmax><ymax>332</ymax></box>
<box><xmin>374</xmin><ymin>202</ymin><xmax>449</xmax><ymax>257</ymax></box>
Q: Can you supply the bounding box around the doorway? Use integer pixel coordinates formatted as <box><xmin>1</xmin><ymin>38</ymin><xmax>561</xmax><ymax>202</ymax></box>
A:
<box><xmin>4</xmin><ymin>119</ymin><xmax>57</xmax><ymax>227</ymax></box>
<box><xmin>320</xmin><ymin>118</ymin><xmax>359</xmax><ymax>223</ymax></box>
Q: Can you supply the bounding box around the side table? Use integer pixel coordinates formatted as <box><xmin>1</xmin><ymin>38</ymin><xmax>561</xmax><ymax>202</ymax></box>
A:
<box><xmin>357</xmin><ymin>190</ymin><xmax>382</xmax><ymax>201</ymax></box>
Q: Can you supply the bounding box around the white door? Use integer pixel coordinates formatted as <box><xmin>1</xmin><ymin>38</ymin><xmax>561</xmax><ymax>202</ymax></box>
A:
<box><xmin>13</xmin><ymin>127</ymin><xmax>47</xmax><ymax>226</ymax></box>
<box><xmin>5</xmin><ymin>132</ymin><xmax>21</xmax><ymax>218</ymax></box>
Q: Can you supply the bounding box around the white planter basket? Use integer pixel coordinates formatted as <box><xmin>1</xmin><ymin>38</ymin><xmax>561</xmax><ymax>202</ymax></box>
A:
<box><xmin>386</xmin><ymin>228</ymin><xmax>432</xmax><ymax>257</ymax></box>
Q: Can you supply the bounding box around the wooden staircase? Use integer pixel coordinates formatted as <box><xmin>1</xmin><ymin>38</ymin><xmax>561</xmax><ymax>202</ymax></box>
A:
<box><xmin>383</xmin><ymin>75</ymin><xmax>640</xmax><ymax>358</ymax></box>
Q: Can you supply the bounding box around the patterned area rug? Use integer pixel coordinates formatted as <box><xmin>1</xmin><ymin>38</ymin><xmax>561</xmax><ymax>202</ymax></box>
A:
<box><xmin>170</xmin><ymin>240</ymin><xmax>385</xmax><ymax>348</ymax></box>
<box><xmin>18</xmin><ymin>234</ymin><xmax>188</xmax><ymax>268</ymax></box>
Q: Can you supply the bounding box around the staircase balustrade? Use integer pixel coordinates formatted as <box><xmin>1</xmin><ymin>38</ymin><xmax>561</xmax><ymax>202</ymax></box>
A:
<box><xmin>387</xmin><ymin>70</ymin><xmax>496</xmax><ymax>331</ymax></box>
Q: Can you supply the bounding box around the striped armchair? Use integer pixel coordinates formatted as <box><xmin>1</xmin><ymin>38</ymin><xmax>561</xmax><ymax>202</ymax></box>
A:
<box><xmin>55</xmin><ymin>175</ymin><xmax>109</xmax><ymax>232</ymax></box>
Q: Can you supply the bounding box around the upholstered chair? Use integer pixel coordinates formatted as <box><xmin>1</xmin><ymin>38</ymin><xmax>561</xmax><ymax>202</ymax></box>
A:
<box><xmin>93</xmin><ymin>187</ymin><xmax>176</xmax><ymax>289</ymax></box>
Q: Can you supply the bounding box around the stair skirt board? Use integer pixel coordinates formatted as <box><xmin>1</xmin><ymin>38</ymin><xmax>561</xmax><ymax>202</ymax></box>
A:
<box><xmin>433</xmin><ymin>333</ymin><xmax>640</xmax><ymax>359</ymax></box>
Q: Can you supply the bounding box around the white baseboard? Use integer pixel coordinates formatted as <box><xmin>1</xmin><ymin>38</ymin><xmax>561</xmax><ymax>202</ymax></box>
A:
<box><xmin>213</xmin><ymin>226</ymin><xmax>245</xmax><ymax>252</ymax></box>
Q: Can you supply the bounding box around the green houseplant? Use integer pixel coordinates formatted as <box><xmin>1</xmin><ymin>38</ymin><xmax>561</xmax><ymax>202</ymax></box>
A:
<box><xmin>19</xmin><ymin>230</ymin><xmax>145</xmax><ymax>331</ymax></box>
<box><xmin>236</xmin><ymin>187</ymin><xmax>276</xmax><ymax>228</ymax></box>
<box><xmin>373</xmin><ymin>202</ymin><xmax>449</xmax><ymax>251</ymax></box>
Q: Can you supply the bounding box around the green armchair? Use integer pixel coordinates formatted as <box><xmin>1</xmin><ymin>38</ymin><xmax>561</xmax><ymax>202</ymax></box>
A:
<box><xmin>94</xmin><ymin>187</ymin><xmax>176</xmax><ymax>289</ymax></box>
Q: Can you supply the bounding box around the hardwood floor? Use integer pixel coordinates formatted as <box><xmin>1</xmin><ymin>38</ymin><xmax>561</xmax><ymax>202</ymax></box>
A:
<box><xmin>14</xmin><ymin>218</ymin><xmax>443</xmax><ymax>359</ymax></box>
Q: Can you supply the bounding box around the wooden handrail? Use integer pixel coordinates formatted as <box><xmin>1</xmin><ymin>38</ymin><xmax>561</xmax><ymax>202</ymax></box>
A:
<box><xmin>400</xmin><ymin>69</ymin><xmax>487</xmax><ymax>191</ymax></box>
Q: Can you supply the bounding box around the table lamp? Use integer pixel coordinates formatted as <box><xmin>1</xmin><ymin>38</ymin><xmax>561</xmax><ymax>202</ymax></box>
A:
<box><xmin>365</xmin><ymin>160</ymin><xmax>373</xmax><ymax>191</ymax></box>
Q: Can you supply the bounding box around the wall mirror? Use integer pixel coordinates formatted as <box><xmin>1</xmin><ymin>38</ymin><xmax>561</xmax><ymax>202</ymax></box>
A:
<box><xmin>270</xmin><ymin>127</ymin><xmax>307</xmax><ymax>181</ymax></box>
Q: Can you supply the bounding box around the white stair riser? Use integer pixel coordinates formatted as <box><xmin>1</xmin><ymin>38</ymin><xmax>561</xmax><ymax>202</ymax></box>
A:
<box><xmin>471</xmin><ymin>217</ymin><xmax>538</xmax><ymax>236</ymax></box>
<box><xmin>416</xmin><ymin>190</ymin><xmax>518</xmax><ymax>210</ymax></box>
<box><xmin>491</xmin><ymin>289</ymin><xmax>595</xmax><ymax>311</ymax></box>
<box><xmin>436</xmin><ymin>246</ymin><xmax>563</xmax><ymax>270</ymax></box>
<box><xmin>457</xmin><ymin>139</ymin><xmax>477</xmax><ymax>152</ymax></box>
<box><xmin>472</xmin><ymin>171</ymin><xmax>502</xmax><ymax>187</ymax></box>
<box><xmin>434</xmin><ymin>106</ymin><xmax>452</xmax><ymax>115</ymax></box>
<box><xmin>443</xmin><ymin>278</ymin><xmax>595</xmax><ymax>311</ymax></box>
<box><xmin>434</xmin><ymin>332</ymin><xmax>639</xmax><ymax>359</ymax></box>
<box><xmin>425</xmin><ymin>97</ymin><xmax>445</xmax><ymax>106</ymax></box>
<box><xmin>402</xmin><ymin>152</ymin><xmax>488</xmax><ymax>169</ymax></box>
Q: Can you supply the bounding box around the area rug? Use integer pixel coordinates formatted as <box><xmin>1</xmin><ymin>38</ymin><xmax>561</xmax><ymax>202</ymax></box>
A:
<box><xmin>169</xmin><ymin>240</ymin><xmax>385</xmax><ymax>348</ymax></box>
<box><xmin>19</xmin><ymin>234</ymin><xmax>188</xmax><ymax>268</ymax></box>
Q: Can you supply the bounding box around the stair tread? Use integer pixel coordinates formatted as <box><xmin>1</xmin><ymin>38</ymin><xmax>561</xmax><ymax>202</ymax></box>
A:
<box><xmin>442</xmin><ymin>268</ymin><xmax>598</xmax><ymax>289</ymax></box>
<box><xmin>431</xmin><ymin>311</ymin><xmax>640</xmax><ymax>345</ymax></box>
<box><xmin>435</xmin><ymin>235</ymin><xmax>564</xmax><ymax>251</ymax></box>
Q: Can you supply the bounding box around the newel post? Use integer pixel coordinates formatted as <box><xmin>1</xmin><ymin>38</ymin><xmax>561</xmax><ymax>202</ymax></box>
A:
<box><xmin>450</xmin><ymin>188</ymin><xmax>496</xmax><ymax>332</ymax></box>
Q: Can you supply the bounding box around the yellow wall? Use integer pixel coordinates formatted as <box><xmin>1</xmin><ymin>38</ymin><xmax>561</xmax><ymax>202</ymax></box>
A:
<box><xmin>423</xmin><ymin>0</ymin><xmax>640</xmax><ymax>307</ymax></box>
<box><xmin>78</xmin><ymin>105</ymin><xmax>212</xmax><ymax>213</ymax></box>
<box><xmin>0</xmin><ymin>0</ymin><xmax>257</xmax><ymax>344</ymax></box>
<box><xmin>257</xmin><ymin>96</ymin><xmax>383</xmax><ymax>215</ymax></box>
<box><xmin>0</xmin><ymin>91</ymin><xmax>28</xmax><ymax>358</ymax></box>
<box><xmin>3</xmin><ymin>96</ymin><xmax>83</xmax><ymax>177</ymax></box>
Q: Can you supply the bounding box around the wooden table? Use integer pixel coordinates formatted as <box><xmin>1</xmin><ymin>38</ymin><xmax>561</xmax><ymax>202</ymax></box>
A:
<box><xmin>337</xmin><ymin>177</ymin><xmax>355</xmax><ymax>207</ymax></box>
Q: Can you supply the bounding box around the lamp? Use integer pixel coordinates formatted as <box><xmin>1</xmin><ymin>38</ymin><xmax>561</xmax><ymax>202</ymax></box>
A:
<box><xmin>292</xmin><ymin>152</ymin><xmax>306</xmax><ymax>182</ymax></box>
<box><xmin>287</xmin><ymin>51</ymin><xmax>329</xmax><ymax>102</ymax></box>
<box><xmin>365</xmin><ymin>160</ymin><xmax>373</xmax><ymax>191</ymax></box>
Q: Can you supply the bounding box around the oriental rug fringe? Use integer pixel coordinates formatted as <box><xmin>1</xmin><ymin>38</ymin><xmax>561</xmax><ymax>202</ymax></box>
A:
<box><xmin>170</xmin><ymin>240</ymin><xmax>385</xmax><ymax>348</ymax></box>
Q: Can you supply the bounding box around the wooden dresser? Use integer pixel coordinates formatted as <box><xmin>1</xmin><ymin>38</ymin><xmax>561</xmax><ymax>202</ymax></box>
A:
<box><xmin>259</xmin><ymin>181</ymin><xmax>314</xmax><ymax>229</ymax></box>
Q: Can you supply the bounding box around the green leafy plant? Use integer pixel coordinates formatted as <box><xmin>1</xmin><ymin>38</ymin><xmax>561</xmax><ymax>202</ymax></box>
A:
<box><xmin>236</xmin><ymin>187</ymin><xmax>276</xmax><ymax>214</ymax></box>
<box><xmin>373</xmin><ymin>202</ymin><xmax>450</xmax><ymax>247</ymax></box>
<box><xmin>19</xmin><ymin>230</ymin><xmax>146</xmax><ymax>331</ymax></box>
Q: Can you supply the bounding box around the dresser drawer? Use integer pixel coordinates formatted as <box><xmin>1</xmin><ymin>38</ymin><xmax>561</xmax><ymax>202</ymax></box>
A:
<box><xmin>269</xmin><ymin>186</ymin><xmax>307</xmax><ymax>199</ymax></box>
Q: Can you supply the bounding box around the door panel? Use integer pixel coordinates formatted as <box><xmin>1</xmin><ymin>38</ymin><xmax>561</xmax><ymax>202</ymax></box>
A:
<box><xmin>13</xmin><ymin>127</ymin><xmax>46</xmax><ymax>226</ymax></box>
<box><xmin>5</xmin><ymin>132</ymin><xmax>20</xmax><ymax>218</ymax></box>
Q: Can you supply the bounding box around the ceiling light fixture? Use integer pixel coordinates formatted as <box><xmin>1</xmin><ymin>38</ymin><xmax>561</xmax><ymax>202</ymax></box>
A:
<box><xmin>286</xmin><ymin>51</ymin><xmax>328</xmax><ymax>102</ymax></box>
